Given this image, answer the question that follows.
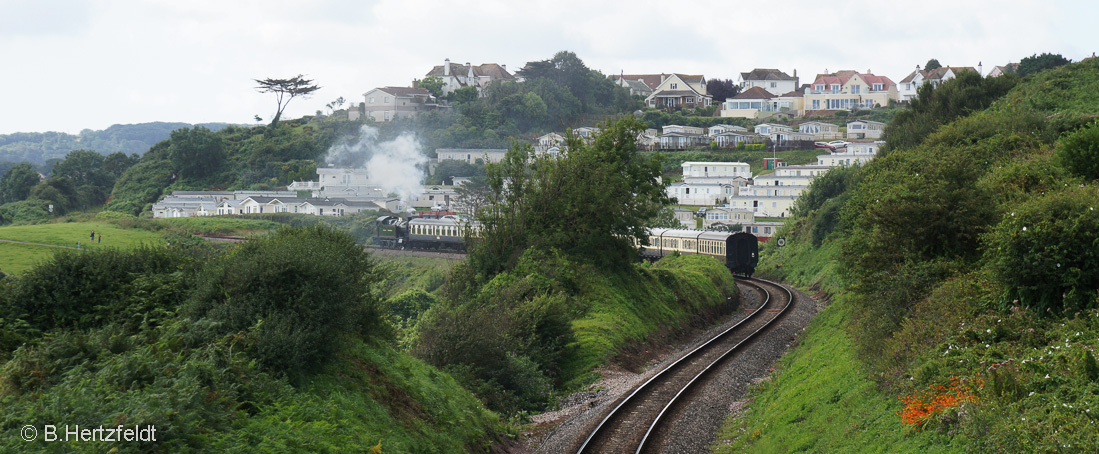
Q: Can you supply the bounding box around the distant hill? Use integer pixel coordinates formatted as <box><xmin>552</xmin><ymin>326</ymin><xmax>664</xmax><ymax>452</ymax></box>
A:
<box><xmin>0</xmin><ymin>122</ymin><xmax>240</xmax><ymax>165</ymax></box>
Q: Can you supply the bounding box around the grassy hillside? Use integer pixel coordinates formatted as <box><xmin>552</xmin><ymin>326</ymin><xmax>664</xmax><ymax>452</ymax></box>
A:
<box><xmin>0</xmin><ymin>227</ymin><xmax>502</xmax><ymax>452</ymax></box>
<box><xmin>715</xmin><ymin>58</ymin><xmax>1099</xmax><ymax>452</ymax></box>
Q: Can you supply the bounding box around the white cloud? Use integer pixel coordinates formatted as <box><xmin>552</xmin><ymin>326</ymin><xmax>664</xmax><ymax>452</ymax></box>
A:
<box><xmin>1</xmin><ymin>0</ymin><xmax>1096</xmax><ymax>134</ymax></box>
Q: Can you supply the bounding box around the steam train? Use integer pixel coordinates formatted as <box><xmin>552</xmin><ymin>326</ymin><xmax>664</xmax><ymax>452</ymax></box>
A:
<box><xmin>375</xmin><ymin>215</ymin><xmax>758</xmax><ymax>276</ymax></box>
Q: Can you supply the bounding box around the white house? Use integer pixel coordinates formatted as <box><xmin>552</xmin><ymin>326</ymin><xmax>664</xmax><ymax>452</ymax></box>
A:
<box><xmin>708</xmin><ymin>124</ymin><xmax>748</xmax><ymax>135</ymax></box>
<box><xmin>846</xmin><ymin>120</ymin><xmax>886</xmax><ymax>139</ymax></box>
<box><xmin>710</xmin><ymin>131</ymin><xmax>761</xmax><ymax>148</ymax></box>
<box><xmin>897</xmin><ymin>65</ymin><xmax>926</xmax><ymax>102</ymax></box>
<box><xmin>658</xmin><ymin>125</ymin><xmax>708</xmax><ymax>150</ymax></box>
<box><xmin>673</xmin><ymin>207</ymin><xmax>696</xmax><ymax>228</ymax></box>
<box><xmin>739</xmin><ymin>68</ymin><xmax>800</xmax><ymax>96</ymax></box>
<box><xmin>703</xmin><ymin>206</ymin><xmax>756</xmax><ymax>229</ymax></box>
<box><xmin>362</xmin><ymin>86</ymin><xmax>437</xmax><ymax>122</ymax></box>
<box><xmin>682</xmin><ymin>161</ymin><xmax>751</xmax><ymax>180</ymax></box>
<box><xmin>798</xmin><ymin>121</ymin><xmax>842</xmax><ymax>140</ymax></box>
<box><xmin>424</xmin><ymin>59</ymin><xmax>515</xmax><ymax>96</ymax></box>
<box><xmin>437</xmin><ymin>148</ymin><xmax>508</xmax><ymax>164</ymax></box>
<box><xmin>666</xmin><ymin>181</ymin><xmax>739</xmax><ymax>206</ymax></box>
<box><xmin>725</xmin><ymin>185</ymin><xmax>803</xmax><ymax>218</ymax></box>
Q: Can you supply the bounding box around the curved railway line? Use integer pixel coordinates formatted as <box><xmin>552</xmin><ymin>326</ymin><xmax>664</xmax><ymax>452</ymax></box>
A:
<box><xmin>576</xmin><ymin>277</ymin><xmax>794</xmax><ymax>454</ymax></box>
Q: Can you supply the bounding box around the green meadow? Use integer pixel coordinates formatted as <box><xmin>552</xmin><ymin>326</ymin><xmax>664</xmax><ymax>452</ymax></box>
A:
<box><xmin>0</xmin><ymin>221</ymin><xmax>166</xmax><ymax>275</ymax></box>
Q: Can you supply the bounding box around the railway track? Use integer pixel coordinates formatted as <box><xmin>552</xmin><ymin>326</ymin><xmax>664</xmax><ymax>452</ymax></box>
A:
<box><xmin>576</xmin><ymin>277</ymin><xmax>794</xmax><ymax>454</ymax></box>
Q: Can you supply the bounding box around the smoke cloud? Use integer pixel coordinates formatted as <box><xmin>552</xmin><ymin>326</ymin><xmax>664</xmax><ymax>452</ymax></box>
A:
<box><xmin>324</xmin><ymin>125</ymin><xmax>427</xmax><ymax>202</ymax></box>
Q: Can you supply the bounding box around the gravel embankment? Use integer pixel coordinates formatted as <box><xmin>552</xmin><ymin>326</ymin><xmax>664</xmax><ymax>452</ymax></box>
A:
<box><xmin>515</xmin><ymin>281</ymin><xmax>820</xmax><ymax>454</ymax></box>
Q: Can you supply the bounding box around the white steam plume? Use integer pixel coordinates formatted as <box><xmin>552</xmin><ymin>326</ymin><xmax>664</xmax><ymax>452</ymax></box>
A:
<box><xmin>324</xmin><ymin>125</ymin><xmax>427</xmax><ymax>202</ymax></box>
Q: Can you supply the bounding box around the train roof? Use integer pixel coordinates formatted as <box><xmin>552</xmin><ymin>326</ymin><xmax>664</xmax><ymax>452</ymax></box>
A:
<box><xmin>647</xmin><ymin>228</ymin><xmax>735</xmax><ymax>241</ymax></box>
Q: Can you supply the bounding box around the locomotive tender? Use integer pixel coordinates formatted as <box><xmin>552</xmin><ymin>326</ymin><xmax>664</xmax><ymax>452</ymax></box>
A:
<box><xmin>375</xmin><ymin>216</ymin><xmax>758</xmax><ymax>276</ymax></box>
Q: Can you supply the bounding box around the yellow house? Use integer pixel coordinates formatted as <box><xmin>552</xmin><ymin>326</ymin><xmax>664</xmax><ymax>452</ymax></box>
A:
<box><xmin>804</xmin><ymin>70</ymin><xmax>898</xmax><ymax>113</ymax></box>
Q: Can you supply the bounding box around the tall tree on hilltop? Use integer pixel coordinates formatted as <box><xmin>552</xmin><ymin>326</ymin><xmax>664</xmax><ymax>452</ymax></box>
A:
<box><xmin>254</xmin><ymin>75</ymin><xmax>321</xmax><ymax>127</ymax></box>
<box><xmin>924</xmin><ymin>59</ymin><xmax>942</xmax><ymax>71</ymax></box>
<box><xmin>707</xmin><ymin>78</ymin><xmax>741</xmax><ymax>102</ymax></box>
<box><xmin>1017</xmin><ymin>53</ymin><xmax>1071</xmax><ymax>78</ymax></box>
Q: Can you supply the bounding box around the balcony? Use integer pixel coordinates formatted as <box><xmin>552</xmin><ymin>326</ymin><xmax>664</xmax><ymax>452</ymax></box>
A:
<box><xmin>288</xmin><ymin>181</ymin><xmax>322</xmax><ymax>190</ymax></box>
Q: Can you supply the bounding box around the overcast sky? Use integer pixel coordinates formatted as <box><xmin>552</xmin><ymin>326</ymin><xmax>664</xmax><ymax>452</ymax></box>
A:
<box><xmin>2</xmin><ymin>0</ymin><xmax>1095</xmax><ymax>135</ymax></box>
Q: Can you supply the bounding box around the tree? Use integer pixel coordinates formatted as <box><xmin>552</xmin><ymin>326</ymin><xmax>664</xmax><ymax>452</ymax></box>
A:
<box><xmin>418</xmin><ymin>76</ymin><xmax>446</xmax><ymax>99</ymax></box>
<box><xmin>325</xmin><ymin>96</ymin><xmax>346</xmax><ymax>113</ymax></box>
<box><xmin>1017</xmin><ymin>52</ymin><xmax>1071</xmax><ymax>78</ymax></box>
<box><xmin>470</xmin><ymin>116</ymin><xmax>670</xmax><ymax>276</ymax></box>
<box><xmin>168</xmin><ymin>127</ymin><xmax>225</xmax><ymax>180</ymax></box>
<box><xmin>0</xmin><ymin>163</ymin><xmax>41</xmax><ymax>203</ymax></box>
<box><xmin>51</xmin><ymin>149</ymin><xmax>109</xmax><ymax>188</ymax></box>
<box><xmin>924</xmin><ymin>59</ymin><xmax>942</xmax><ymax>71</ymax></box>
<box><xmin>706</xmin><ymin>78</ymin><xmax>741</xmax><ymax>102</ymax></box>
<box><xmin>647</xmin><ymin>206</ymin><xmax>684</xmax><ymax>228</ymax></box>
<box><xmin>449</xmin><ymin>85</ymin><xmax>479</xmax><ymax>104</ymax></box>
<box><xmin>254</xmin><ymin>75</ymin><xmax>321</xmax><ymax>127</ymax></box>
<box><xmin>28</xmin><ymin>177</ymin><xmax>79</xmax><ymax>214</ymax></box>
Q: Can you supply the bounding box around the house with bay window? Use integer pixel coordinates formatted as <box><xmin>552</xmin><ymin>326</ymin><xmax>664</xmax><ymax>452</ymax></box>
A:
<box><xmin>803</xmin><ymin>70</ymin><xmax>897</xmax><ymax>113</ymax></box>
<box><xmin>644</xmin><ymin>74</ymin><xmax>712</xmax><ymax>109</ymax></box>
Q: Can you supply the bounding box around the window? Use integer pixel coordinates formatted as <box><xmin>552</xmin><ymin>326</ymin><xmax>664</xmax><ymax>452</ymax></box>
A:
<box><xmin>873</xmin><ymin>83</ymin><xmax>883</xmax><ymax>91</ymax></box>
<box><xmin>812</xmin><ymin>100</ymin><xmax>820</xmax><ymax>109</ymax></box>
<box><xmin>852</xmin><ymin>85</ymin><xmax>861</xmax><ymax>94</ymax></box>
<box><xmin>831</xmin><ymin>84</ymin><xmax>840</xmax><ymax>93</ymax></box>
<box><xmin>671</xmin><ymin>83</ymin><xmax>678</xmax><ymax>89</ymax></box>
<box><xmin>770</xmin><ymin>82</ymin><xmax>776</xmax><ymax>88</ymax></box>
<box><xmin>369</xmin><ymin>97</ymin><xmax>375</xmax><ymax>103</ymax></box>
<box><xmin>814</xmin><ymin>84</ymin><xmax>824</xmax><ymax>92</ymax></box>
<box><xmin>384</xmin><ymin>96</ymin><xmax>390</xmax><ymax>103</ymax></box>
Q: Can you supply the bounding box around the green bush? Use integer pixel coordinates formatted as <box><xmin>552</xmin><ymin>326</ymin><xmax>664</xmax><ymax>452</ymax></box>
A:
<box><xmin>986</xmin><ymin>186</ymin><xmax>1099</xmax><ymax>315</ymax></box>
<box><xmin>187</xmin><ymin>226</ymin><xmax>385</xmax><ymax>379</ymax></box>
<box><xmin>0</xmin><ymin>199</ymin><xmax>51</xmax><ymax>225</ymax></box>
<box><xmin>1</xmin><ymin>246</ymin><xmax>190</xmax><ymax>339</ymax></box>
<box><xmin>1057</xmin><ymin>121</ymin><xmax>1099</xmax><ymax>180</ymax></box>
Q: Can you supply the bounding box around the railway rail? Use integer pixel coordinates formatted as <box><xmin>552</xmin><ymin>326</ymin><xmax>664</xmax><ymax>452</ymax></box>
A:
<box><xmin>576</xmin><ymin>277</ymin><xmax>794</xmax><ymax>454</ymax></box>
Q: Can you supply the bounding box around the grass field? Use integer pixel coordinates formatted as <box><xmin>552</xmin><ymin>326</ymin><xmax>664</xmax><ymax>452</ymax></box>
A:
<box><xmin>0</xmin><ymin>221</ymin><xmax>166</xmax><ymax>275</ymax></box>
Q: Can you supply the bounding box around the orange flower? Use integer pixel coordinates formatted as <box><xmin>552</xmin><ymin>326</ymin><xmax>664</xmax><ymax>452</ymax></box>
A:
<box><xmin>898</xmin><ymin>376</ymin><xmax>981</xmax><ymax>427</ymax></box>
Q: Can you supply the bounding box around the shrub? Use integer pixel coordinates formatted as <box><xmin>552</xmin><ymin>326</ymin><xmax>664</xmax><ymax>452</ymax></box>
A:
<box><xmin>985</xmin><ymin>186</ymin><xmax>1099</xmax><ymax>315</ymax></box>
<box><xmin>187</xmin><ymin>226</ymin><xmax>385</xmax><ymax>378</ymax></box>
<box><xmin>1</xmin><ymin>246</ymin><xmax>189</xmax><ymax>338</ymax></box>
<box><xmin>1057</xmin><ymin>121</ymin><xmax>1099</xmax><ymax>180</ymax></box>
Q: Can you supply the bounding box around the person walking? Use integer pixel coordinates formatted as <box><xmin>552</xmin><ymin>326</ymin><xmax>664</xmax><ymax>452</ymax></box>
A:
<box><xmin>97</xmin><ymin>234</ymin><xmax>101</xmax><ymax>243</ymax></box>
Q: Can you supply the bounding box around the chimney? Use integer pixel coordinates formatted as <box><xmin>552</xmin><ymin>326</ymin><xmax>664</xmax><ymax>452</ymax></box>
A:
<box><xmin>501</xmin><ymin>64</ymin><xmax>506</xmax><ymax>72</ymax></box>
<box><xmin>467</xmin><ymin>63</ymin><xmax>474</xmax><ymax>79</ymax></box>
<box><xmin>444</xmin><ymin>58</ymin><xmax>451</xmax><ymax>76</ymax></box>
<box><xmin>978</xmin><ymin>61</ymin><xmax>983</xmax><ymax>76</ymax></box>
<box><xmin>660</xmin><ymin>74</ymin><xmax>666</xmax><ymax>82</ymax></box>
